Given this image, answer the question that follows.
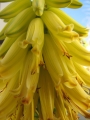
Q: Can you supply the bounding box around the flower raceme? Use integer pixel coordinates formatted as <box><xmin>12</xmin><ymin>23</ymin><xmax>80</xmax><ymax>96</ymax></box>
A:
<box><xmin>0</xmin><ymin>0</ymin><xmax>90</xmax><ymax>119</ymax></box>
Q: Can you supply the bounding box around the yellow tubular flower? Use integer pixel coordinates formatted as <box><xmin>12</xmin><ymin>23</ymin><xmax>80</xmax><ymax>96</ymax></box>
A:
<box><xmin>32</xmin><ymin>0</ymin><xmax>45</xmax><ymax>16</ymax></box>
<box><xmin>0</xmin><ymin>0</ymin><xmax>90</xmax><ymax>119</ymax></box>
<box><xmin>43</xmin><ymin>34</ymin><xmax>63</xmax><ymax>86</ymax></box>
<box><xmin>38</xmin><ymin>67</ymin><xmax>54</xmax><ymax>120</ymax></box>
<box><xmin>0</xmin><ymin>0</ymin><xmax>32</xmax><ymax>19</ymax></box>
<box><xmin>48</xmin><ymin>7</ymin><xmax>89</xmax><ymax>37</ymax></box>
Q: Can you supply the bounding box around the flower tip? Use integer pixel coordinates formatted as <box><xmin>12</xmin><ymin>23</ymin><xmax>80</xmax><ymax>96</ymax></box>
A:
<box><xmin>36</xmin><ymin>10</ymin><xmax>43</xmax><ymax>16</ymax></box>
<box><xmin>22</xmin><ymin>98</ymin><xmax>30</xmax><ymax>104</ymax></box>
<box><xmin>19</xmin><ymin>40</ymin><xmax>29</xmax><ymax>49</ymax></box>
